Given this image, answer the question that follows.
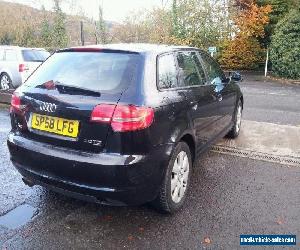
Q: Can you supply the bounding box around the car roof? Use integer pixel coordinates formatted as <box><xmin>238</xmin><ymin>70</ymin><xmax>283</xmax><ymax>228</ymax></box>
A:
<box><xmin>63</xmin><ymin>43</ymin><xmax>200</xmax><ymax>54</ymax></box>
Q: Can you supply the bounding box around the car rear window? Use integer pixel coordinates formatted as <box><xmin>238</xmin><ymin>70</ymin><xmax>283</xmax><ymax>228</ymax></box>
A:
<box><xmin>21</xmin><ymin>50</ymin><xmax>50</xmax><ymax>62</ymax></box>
<box><xmin>24</xmin><ymin>51</ymin><xmax>142</xmax><ymax>93</ymax></box>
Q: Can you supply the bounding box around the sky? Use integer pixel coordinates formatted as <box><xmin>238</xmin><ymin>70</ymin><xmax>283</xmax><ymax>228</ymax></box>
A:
<box><xmin>6</xmin><ymin>0</ymin><xmax>168</xmax><ymax>22</ymax></box>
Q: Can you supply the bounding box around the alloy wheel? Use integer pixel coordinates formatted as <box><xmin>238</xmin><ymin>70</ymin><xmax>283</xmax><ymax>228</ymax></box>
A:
<box><xmin>171</xmin><ymin>151</ymin><xmax>189</xmax><ymax>203</ymax></box>
<box><xmin>0</xmin><ymin>75</ymin><xmax>10</xmax><ymax>90</ymax></box>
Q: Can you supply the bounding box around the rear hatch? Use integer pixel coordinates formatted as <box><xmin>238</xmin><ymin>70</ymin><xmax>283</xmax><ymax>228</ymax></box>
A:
<box><xmin>20</xmin><ymin>49</ymin><xmax>50</xmax><ymax>82</ymax></box>
<box><xmin>13</xmin><ymin>49</ymin><xmax>141</xmax><ymax>153</ymax></box>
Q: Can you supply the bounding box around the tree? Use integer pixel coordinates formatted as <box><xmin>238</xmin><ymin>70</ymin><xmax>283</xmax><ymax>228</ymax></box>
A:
<box><xmin>219</xmin><ymin>0</ymin><xmax>272</xmax><ymax>69</ymax></box>
<box><xmin>18</xmin><ymin>26</ymin><xmax>37</xmax><ymax>47</ymax></box>
<box><xmin>39</xmin><ymin>6</ymin><xmax>53</xmax><ymax>48</ymax></box>
<box><xmin>270</xmin><ymin>8</ymin><xmax>300</xmax><ymax>79</ymax></box>
<box><xmin>51</xmin><ymin>0</ymin><xmax>68</xmax><ymax>48</ymax></box>
<box><xmin>219</xmin><ymin>37</ymin><xmax>264</xmax><ymax>69</ymax></box>
<box><xmin>145</xmin><ymin>8</ymin><xmax>174</xmax><ymax>44</ymax></box>
<box><xmin>257</xmin><ymin>0</ymin><xmax>295</xmax><ymax>47</ymax></box>
<box><xmin>234</xmin><ymin>0</ymin><xmax>272</xmax><ymax>38</ymax></box>
<box><xmin>112</xmin><ymin>0</ymin><xmax>237</xmax><ymax>49</ymax></box>
<box><xmin>40</xmin><ymin>20</ymin><xmax>52</xmax><ymax>47</ymax></box>
<box><xmin>170</xmin><ymin>0</ymin><xmax>233</xmax><ymax>48</ymax></box>
<box><xmin>95</xmin><ymin>5</ymin><xmax>107</xmax><ymax>44</ymax></box>
<box><xmin>0</xmin><ymin>32</ymin><xmax>15</xmax><ymax>45</ymax></box>
<box><xmin>111</xmin><ymin>10</ymin><xmax>151</xmax><ymax>43</ymax></box>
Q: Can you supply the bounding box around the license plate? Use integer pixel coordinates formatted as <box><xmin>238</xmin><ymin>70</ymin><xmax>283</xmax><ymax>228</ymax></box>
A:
<box><xmin>31</xmin><ymin>113</ymin><xmax>79</xmax><ymax>138</ymax></box>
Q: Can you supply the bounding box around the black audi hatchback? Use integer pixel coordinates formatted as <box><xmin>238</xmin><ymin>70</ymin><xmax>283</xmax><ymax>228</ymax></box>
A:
<box><xmin>8</xmin><ymin>44</ymin><xmax>243</xmax><ymax>213</ymax></box>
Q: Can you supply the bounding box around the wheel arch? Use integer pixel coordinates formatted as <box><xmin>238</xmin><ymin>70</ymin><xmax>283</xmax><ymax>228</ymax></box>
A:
<box><xmin>0</xmin><ymin>69</ymin><xmax>13</xmax><ymax>80</ymax></box>
<box><xmin>179</xmin><ymin>133</ymin><xmax>196</xmax><ymax>163</ymax></box>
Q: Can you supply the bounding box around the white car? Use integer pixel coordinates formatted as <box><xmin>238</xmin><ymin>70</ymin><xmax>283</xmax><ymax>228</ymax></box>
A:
<box><xmin>0</xmin><ymin>46</ymin><xmax>50</xmax><ymax>90</ymax></box>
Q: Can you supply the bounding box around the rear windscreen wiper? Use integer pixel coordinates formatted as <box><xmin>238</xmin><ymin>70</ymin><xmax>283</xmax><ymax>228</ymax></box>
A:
<box><xmin>55</xmin><ymin>82</ymin><xmax>101</xmax><ymax>97</ymax></box>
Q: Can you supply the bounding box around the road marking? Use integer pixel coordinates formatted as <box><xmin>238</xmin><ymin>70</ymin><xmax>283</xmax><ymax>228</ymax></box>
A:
<box><xmin>0</xmin><ymin>204</ymin><xmax>38</xmax><ymax>230</ymax></box>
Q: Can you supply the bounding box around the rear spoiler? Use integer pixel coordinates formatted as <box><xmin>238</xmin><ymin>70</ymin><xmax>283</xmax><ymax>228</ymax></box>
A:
<box><xmin>57</xmin><ymin>47</ymin><xmax>140</xmax><ymax>54</ymax></box>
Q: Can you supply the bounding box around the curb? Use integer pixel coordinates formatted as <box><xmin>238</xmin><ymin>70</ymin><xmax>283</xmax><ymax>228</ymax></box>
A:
<box><xmin>265</xmin><ymin>76</ymin><xmax>300</xmax><ymax>86</ymax></box>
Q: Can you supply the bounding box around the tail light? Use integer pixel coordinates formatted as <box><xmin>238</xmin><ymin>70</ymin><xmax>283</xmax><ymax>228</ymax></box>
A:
<box><xmin>19</xmin><ymin>64</ymin><xmax>25</xmax><ymax>72</ymax></box>
<box><xmin>90</xmin><ymin>104</ymin><xmax>115</xmax><ymax>123</ymax></box>
<box><xmin>19</xmin><ymin>64</ymin><xmax>28</xmax><ymax>72</ymax></box>
<box><xmin>10</xmin><ymin>92</ymin><xmax>28</xmax><ymax>131</ymax></box>
<box><xmin>10</xmin><ymin>93</ymin><xmax>21</xmax><ymax>113</ymax></box>
<box><xmin>91</xmin><ymin>104</ymin><xmax>154</xmax><ymax>132</ymax></box>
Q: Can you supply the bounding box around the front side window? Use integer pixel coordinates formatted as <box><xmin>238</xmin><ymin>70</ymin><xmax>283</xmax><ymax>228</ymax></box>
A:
<box><xmin>200</xmin><ymin>52</ymin><xmax>225</xmax><ymax>85</ymax></box>
<box><xmin>5</xmin><ymin>50</ymin><xmax>17</xmax><ymax>61</ymax></box>
<box><xmin>191</xmin><ymin>52</ymin><xmax>207</xmax><ymax>84</ymax></box>
<box><xmin>158</xmin><ymin>53</ymin><xmax>178</xmax><ymax>89</ymax></box>
<box><xmin>176</xmin><ymin>51</ymin><xmax>204</xmax><ymax>87</ymax></box>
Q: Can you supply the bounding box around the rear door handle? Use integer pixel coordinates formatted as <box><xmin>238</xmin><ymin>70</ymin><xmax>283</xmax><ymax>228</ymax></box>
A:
<box><xmin>213</xmin><ymin>94</ymin><xmax>223</xmax><ymax>102</ymax></box>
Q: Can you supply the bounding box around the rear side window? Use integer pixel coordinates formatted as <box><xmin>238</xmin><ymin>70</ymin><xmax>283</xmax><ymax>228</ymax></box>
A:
<box><xmin>5</xmin><ymin>50</ymin><xmax>17</xmax><ymax>61</ymax></box>
<box><xmin>25</xmin><ymin>51</ymin><xmax>141</xmax><ymax>93</ymax></box>
<box><xmin>200</xmin><ymin>52</ymin><xmax>225</xmax><ymax>85</ymax></box>
<box><xmin>158</xmin><ymin>53</ymin><xmax>178</xmax><ymax>89</ymax></box>
<box><xmin>176</xmin><ymin>51</ymin><xmax>205</xmax><ymax>87</ymax></box>
<box><xmin>22</xmin><ymin>50</ymin><xmax>50</xmax><ymax>62</ymax></box>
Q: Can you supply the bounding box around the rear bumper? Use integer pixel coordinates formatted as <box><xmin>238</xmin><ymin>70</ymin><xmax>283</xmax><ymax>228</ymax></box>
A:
<box><xmin>7</xmin><ymin>132</ymin><xmax>173</xmax><ymax>205</ymax></box>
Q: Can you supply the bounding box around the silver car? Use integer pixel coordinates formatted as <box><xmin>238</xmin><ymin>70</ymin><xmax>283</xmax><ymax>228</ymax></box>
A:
<box><xmin>0</xmin><ymin>46</ymin><xmax>50</xmax><ymax>90</ymax></box>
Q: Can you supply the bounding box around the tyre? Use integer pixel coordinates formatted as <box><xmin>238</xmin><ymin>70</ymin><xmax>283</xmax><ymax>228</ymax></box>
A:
<box><xmin>0</xmin><ymin>73</ymin><xmax>12</xmax><ymax>90</ymax></box>
<box><xmin>226</xmin><ymin>99</ymin><xmax>242</xmax><ymax>139</ymax></box>
<box><xmin>151</xmin><ymin>141</ymin><xmax>192</xmax><ymax>213</ymax></box>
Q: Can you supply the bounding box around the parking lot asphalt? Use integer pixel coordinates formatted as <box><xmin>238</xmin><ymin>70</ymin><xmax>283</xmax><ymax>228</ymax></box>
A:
<box><xmin>0</xmin><ymin>74</ymin><xmax>299</xmax><ymax>249</ymax></box>
<box><xmin>241</xmin><ymin>74</ymin><xmax>300</xmax><ymax>126</ymax></box>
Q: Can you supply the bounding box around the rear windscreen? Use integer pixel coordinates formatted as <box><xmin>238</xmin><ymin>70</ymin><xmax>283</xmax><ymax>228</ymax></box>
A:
<box><xmin>22</xmin><ymin>50</ymin><xmax>50</xmax><ymax>62</ymax></box>
<box><xmin>24</xmin><ymin>51</ymin><xmax>141</xmax><ymax>93</ymax></box>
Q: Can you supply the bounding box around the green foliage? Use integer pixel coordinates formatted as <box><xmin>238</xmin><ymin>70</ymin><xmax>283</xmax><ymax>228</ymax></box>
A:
<box><xmin>219</xmin><ymin>0</ymin><xmax>271</xmax><ymax>69</ymax></box>
<box><xmin>0</xmin><ymin>1</ymin><xmax>68</xmax><ymax>49</ymax></box>
<box><xmin>40</xmin><ymin>19</ymin><xmax>53</xmax><ymax>47</ymax></box>
<box><xmin>38</xmin><ymin>0</ymin><xmax>68</xmax><ymax>49</ymax></box>
<box><xmin>51</xmin><ymin>0</ymin><xmax>68</xmax><ymax>48</ymax></box>
<box><xmin>0</xmin><ymin>33</ymin><xmax>15</xmax><ymax>45</ymax></box>
<box><xmin>18</xmin><ymin>27</ymin><xmax>37</xmax><ymax>47</ymax></box>
<box><xmin>257</xmin><ymin>0</ymin><xmax>295</xmax><ymax>47</ymax></box>
<box><xmin>270</xmin><ymin>8</ymin><xmax>300</xmax><ymax>79</ymax></box>
<box><xmin>96</xmin><ymin>5</ymin><xmax>107</xmax><ymax>44</ymax></box>
<box><xmin>219</xmin><ymin>37</ymin><xmax>265</xmax><ymax>69</ymax></box>
<box><xmin>170</xmin><ymin>0</ymin><xmax>231</xmax><ymax>48</ymax></box>
<box><xmin>1</xmin><ymin>0</ymin><xmax>298</xmax><ymax>74</ymax></box>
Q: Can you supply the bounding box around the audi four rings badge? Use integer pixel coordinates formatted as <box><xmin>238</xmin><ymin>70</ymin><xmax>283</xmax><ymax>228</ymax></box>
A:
<box><xmin>39</xmin><ymin>102</ymin><xmax>57</xmax><ymax>113</ymax></box>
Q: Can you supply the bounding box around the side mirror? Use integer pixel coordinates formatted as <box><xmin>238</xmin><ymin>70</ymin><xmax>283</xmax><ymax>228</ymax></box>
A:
<box><xmin>229</xmin><ymin>71</ymin><xmax>242</xmax><ymax>82</ymax></box>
